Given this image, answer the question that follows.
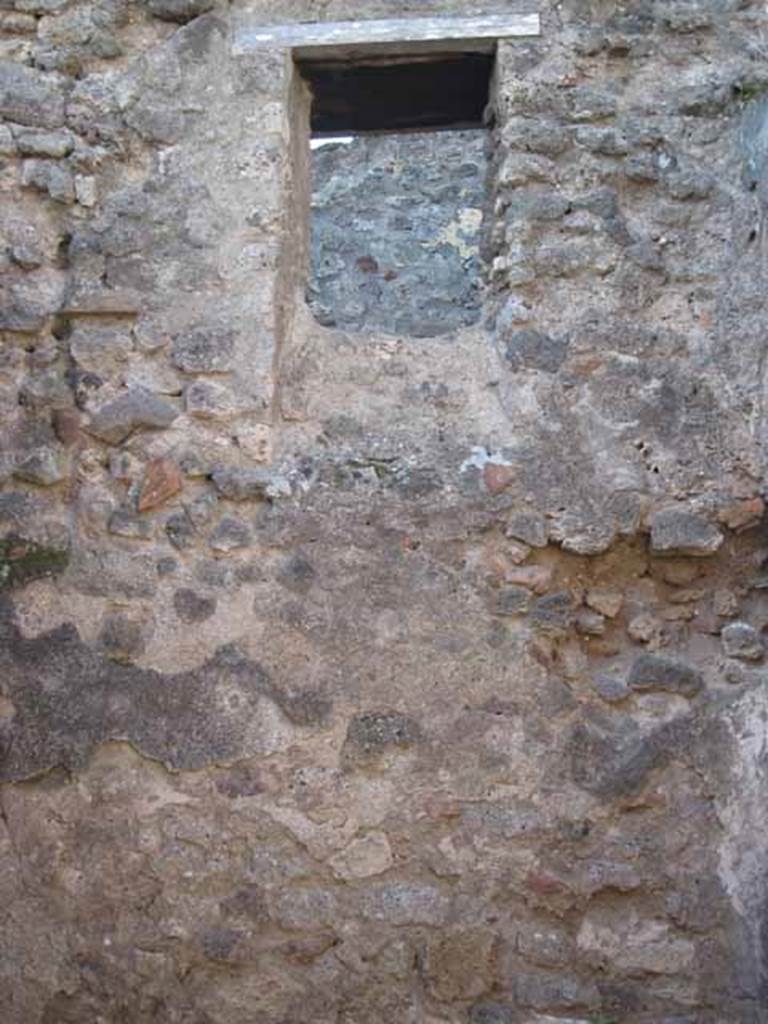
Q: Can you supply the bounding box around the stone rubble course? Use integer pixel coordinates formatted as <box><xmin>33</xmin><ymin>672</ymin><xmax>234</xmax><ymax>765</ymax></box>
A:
<box><xmin>1</xmin><ymin>1</ymin><xmax>768</xmax><ymax>1022</ymax></box>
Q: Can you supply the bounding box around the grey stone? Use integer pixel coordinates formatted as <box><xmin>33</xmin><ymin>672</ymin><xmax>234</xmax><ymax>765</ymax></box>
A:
<box><xmin>308</xmin><ymin>131</ymin><xmax>485</xmax><ymax>337</ymax></box>
<box><xmin>359</xmin><ymin>882</ymin><xmax>450</xmax><ymax>926</ymax></box>
<box><xmin>21</xmin><ymin>160</ymin><xmax>75</xmax><ymax>204</ymax></box>
<box><xmin>468</xmin><ymin>1004</ymin><xmax>516</xmax><ymax>1024</ymax></box>
<box><xmin>212</xmin><ymin>467</ymin><xmax>291</xmax><ymax>501</ymax></box>
<box><xmin>493</xmin><ymin>585</ymin><xmax>530</xmax><ymax>615</ymax></box>
<box><xmin>0</xmin><ymin>61</ymin><xmax>65</xmax><ymax>129</ymax></box>
<box><xmin>184</xmin><ymin>379</ymin><xmax>236</xmax><ymax>419</ymax></box>
<box><xmin>504</xmin><ymin>119</ymin><xmax>571</xmax><ymax>156</ymax></box>
<box><xmin>661</xmin><ymin>4</ymin><xmax>713</xmax><ymax>33</ymax></box>
<box><xmin>676</xmin><ymin>82</ymin><xmax>730</xmax><ymax>117</ymax></box>
<box><xmin>721</xmin><ymin>621</ymin><xmax>763</xmax><ymax>662</ymax></box>
<box><xmin>344</xmin><ymin>711</ymin><xmax>422</xmax><ymax>758</ymax></box>
<box><xmin>13</xmin><ymin>447</ymin><xmax>66</xmax><ymax>486</ymax></box>
<box><xmin>575</xmin><ymin>126</ymin><xmax>629</xmax><ymax>155</ymax></box>
<box><xmin>0</xmin><ymin>12</ymin><xmax>37</xmax><ymax>34</ymax></box>
<box><xmin>650</xmin><ymin>509</ymin><xmax>723</xmax><ymax>556</ymax></box>
<box><xmin>627</xmin><ymin>653</ymin><xmax>704</xmax><ymax>697</ymax></box>
<box><xmin>15</xmin><ymin>0</ymin><xmax>70</xmax><ymax>13</ymax></box>
<box><xmin>626</xmin><ymin>240</ymin><xmax>664</xmax><ymax>271</ymax></box>
<box><xmin>518</xmin><ymin>923</ymin><xmax>573</xmax><ymax>967</ymax></box>
<box><xmin>108</xmin><ymin>507</ymin><xmax>152</xmax><ymax>540</ymax></box>
<box><xmin>624</xmin><ymin>152</ymin><xmax>660</xmax><ymax>182</ymax></box>
<box><xmin>87</xmin><ymin>387</ymin><xmax>178</xmax><ymax>444</ymax></box>
<box><xmin>98</xmin><ymin>612</ymin><xmax>148</xmax><ymax>662</ymax></box>
<box><xmin>147</xmin><ymin>0</ymin><xmax>215</xmax><ymax>23</ymax></box>
<box><xmin>200</xmin><ymin>927</ymin><xmax>241</xmax><ymax>962</ymax></box>
<box><xmin>171</xmin><ymin>327</ymin><xmax>235</xmax><ymax>373</ymax></box>
<box><xmin>186</xmin><ymin>493</ymin><xmax>218</xmax><ymax>526</ymax></box>
<box><xmin>593</xmin><ymin>674</ymin><xmax>630</xmax><ymax>703</ymax></box>
<box><xmin>515</xmin><ymin>971</ymin><xmax>599</xmax><ymax>1011</ymax></box>
<box><xmin>173</xmin><ymin>588</ymin><xmax>216</xmax><ymax>623</ymax></box>
<box><xmin>530</xmin><ymin>592</ymin><xmax>573</xmax><ymax>634</ymax></box>
<box><xmin>502</xmin><ymin>329</ymin><xmax>568</xmax><ymax>374</ymax></box>
<box><xmin>568</xmin><ymin>86</ymin><xmax>618</xmax><ymax>122</ymax></box>
<box><xmin>70</xmin><ymin>326</ymin><xmax>133</xmax><ymax>375</ymax></box>
<box><xmin>10</xmin><ymin>242</ymin><xmax>43</xmax><ymax>269</ymax></box>
<box><xmin>575</xmin><ymin>610</ymin><xmax>605</xmax><ymax>636</ymax></box>
<box><xmin>461</xmin><ymin>801</ymin><xmax>544</xmax><ymax>839</ymax></box>
<box><xmin>277</xmin><ymin>554</ymin><xmax>316</xmax><ymax>594</ymax></box>
<box><xmin>507</xmin><ymin>190</ymin><xmax>570</xmax><ymax>223</ymax></box>
<box><xmin>506</xmin><ymin>511</ymin><xmax>548</xmax><ymax>548</ymax></box>
<box><xmin>209</xmin><ymin>516</ymin><xmax>251</xmax><ymax>552</ymax></box>
<box><xmin>664</xmin><ymin>169</ymin><xmax>715</xmax><ymax>200</ymax></box>
<box><xmin>10</xmin><ymin>366</ymin><xmax>52</xmax><ymax>411</ymax></box>
<box><xmin>0</xmin><ymin>124</ymin><xmax>15</xmax><ymax>155</ymax></box>
<box><xmin>165</xmin><ymin>511</ymin><xmax>195</xmax><ymax>550</ymax></box>
<box><xmin>0</xmin><ymin>492</ymin><xmax>36</xmax><ymax>527</ymax></box>
<box><xmin>14</xmin><ymin>128</ymin><xmax>73</xmax><ymax>158</ymax></box>
<box><xmin>64</xmin><ymin>549</ymin><xmax>157</xmax><ymax>598</ymax></box>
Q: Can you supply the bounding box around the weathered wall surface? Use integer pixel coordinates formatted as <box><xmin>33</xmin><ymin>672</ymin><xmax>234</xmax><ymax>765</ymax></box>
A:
<box><xmin>2</xmin><ymin>1</ymin><xmax>768</xmax><ymax>1022</ymax></box>
<box><xmin>308</xmin><ymin>130</ymin><xmax>486</xmax><ymax>336</ymax></box>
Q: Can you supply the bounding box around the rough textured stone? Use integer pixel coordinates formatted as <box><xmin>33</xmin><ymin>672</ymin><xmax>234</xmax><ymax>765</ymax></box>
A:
<box><xmin>586</xmin><ymin>588</ymin><xmax>623</xmax><ymax>619</ymax></box>
<box><xmin>0</xmin><ymin>61</ymin><xmax>65</xmax><ymax>128</ymax></box>
<box><xmin>212</xmin><ymin>467</ymin><xmax>291</xmax><ymax>501</ymax></box>
<box><xmin>650</xmin><ymin>509</ymin><xmax>724</xmax><ymax>556</ymax></box>
<box><xmin>343</xmin><ymin>711</ymin><xmax>422</xmax><ymax>763</ymax></box>
<box><xmin>721</xmin><ymin>621</ymin><xmax>763</xmax><ymax>662</ymax></box>
<box><xmin>577</xmin><ymin>907</ymin><xmax>695</xmax><ymax>975</ymax></box>
<box><xmin>87</xmin><ymin>387</ymin><xmax>178</xmax><ymax>444</ymax></box>
<box><xmin>147</xmin><ymin>0</ymin><xmax>214</xmax><ymax>23</ymax></box>
<box><xmin>21</xmin><ymin>158</ymin><xmax>75</xmax><ymax>203</ymax></box>
<box><xmin>502</xmin><ymin>328</ymin><xmax>568</xmax><ymax>373</ymax></box>
<box><xmin>628</xmin><ymin>653</ymin><xmax>704</xmax><ymax>697</ymax></box>
<box><xmin>0</xmin><ymin>6</ymin><xmax>766</xmax><ymax>1021</ymax></box>
<box><xmin>137</xmin><ymin>458</ymin><xmax>182</xmax><ymax>512</ymax></box>
<box><xmin>308</xmin><ymin>131</ymin><xmax>485</xmax><ymax>337</ymax></box>
<box><xmin>171</xmin><ymin>327</ymin><xmax>235</xmax><ymax>373</ymax></box>
<box><xmin>328</xmin><ymin>832</ymin><xmax>393</xmax><ymax>880</ymax></box>
<box><xmin>173</xmin><ymin>587</ymin><xmax>216</xmax><ymax>623</ymax></box>
<box><xmin>14</xmin><ymin>128</ymin><xmax>73</xmax><ymax>157</ymax></box>
<box><xmin>108</xmin><ymin>506</ymin><xmax>152</xmax><ymax>539</ymax></box>
<box><xmin>209</xmin><ymin>516</ymin><xmax>251</xmax><ymax>552</ymax></box>
<box><xmin>13</xmin><ymin>447</ymin><xmax>65</xmax><ymax>486</ymax></box>
<box><xmin>98</xmin><ymin>611</ymin><xmax>149</xmax><ymax>662</ymax></box>
<box><xmin>184</xmin><ymin>379</ymin><xmax>236</xmax><ymax>419</ymax></box>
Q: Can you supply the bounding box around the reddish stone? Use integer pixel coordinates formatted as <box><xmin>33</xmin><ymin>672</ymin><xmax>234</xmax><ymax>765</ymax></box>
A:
<box><xmin>52</xmin><ymin>407</ymin><xmax>82</xmax><ymax>447</ymax></box>
<box><xmin>425</xmin><ymin>795</ymin><xmax>461</xmax><ymax>820</ymax></box>
<box><xmin>279</xmin><ymin>932</ymin><xmax>337</xmax><ymax>964</ymax></box>
<box><xmin>483</xmin><ymin>462</ymin><xmax>515</xmax><ymax>495</ymax></box>
<box><xmin>504</xmin><ymin>563</ymin><xmax>553</xmax><ymax>594</ymax></box>
<box><xmin>137</xmin><ymin>458</ymin><xmax>182</xmax><ymax>512</ymax></box>
<box><xmin>718</xmin><ymin>497</ymin><xmax>764</xmax><ymax>532</ymax></box>
<box><xmin>570</xmin><ymin>354</ymin><xmax>604</xmax><ymax>377</ymax></box>
<box><xmin>526</xmin><ymin>871</ymin><xmax>566</xmax><ymax>896</ymax></box>
<box><xmin>356</xmin><ymin>255</ymin><xmax>379</xmax><ymax>274</ymax></box>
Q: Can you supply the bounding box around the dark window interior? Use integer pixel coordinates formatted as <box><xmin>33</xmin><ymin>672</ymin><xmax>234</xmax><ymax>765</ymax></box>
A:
<box><xmin>297</xmin><ymin>52</ymin><xmax>495</xmax><ymax>135</ymax></box>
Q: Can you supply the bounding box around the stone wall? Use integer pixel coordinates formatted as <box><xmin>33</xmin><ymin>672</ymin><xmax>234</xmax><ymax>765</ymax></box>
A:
<box><xmin>2</xmin><ymin>1</ymin><xmax>768</xmax><ymax>1022</ymax></box>
<box><xmin>308</xmin><ymin>130</ymin><xmax>486</xmax><ymax>336</ymax></box>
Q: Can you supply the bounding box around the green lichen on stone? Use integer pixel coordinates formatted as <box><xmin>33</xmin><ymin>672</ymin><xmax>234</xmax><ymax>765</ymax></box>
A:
<box><xmin>0</xmin><ymin>535</ymin><xmax>70</xmax><ymax>589</ymax></box>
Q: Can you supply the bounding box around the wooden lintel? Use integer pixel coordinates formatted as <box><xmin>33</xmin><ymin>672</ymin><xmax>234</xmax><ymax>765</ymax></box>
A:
<box><xmin>233</xmin><ymin>13</ymin><xmax>541</xmax><ymax>56</ymax></box>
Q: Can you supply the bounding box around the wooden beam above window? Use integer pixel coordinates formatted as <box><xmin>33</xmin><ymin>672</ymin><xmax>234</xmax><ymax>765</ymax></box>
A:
<box><xmin>233</xmin><ymin>13</ymin><xmax>541</xmax><ymax>58</ymax></box>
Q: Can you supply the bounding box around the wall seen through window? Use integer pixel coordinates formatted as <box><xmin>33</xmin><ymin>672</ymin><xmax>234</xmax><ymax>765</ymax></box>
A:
<box><xmin>307</xmin><ymin>129</ymin><xmax>487</xmax><ymax>337</ymax></box>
